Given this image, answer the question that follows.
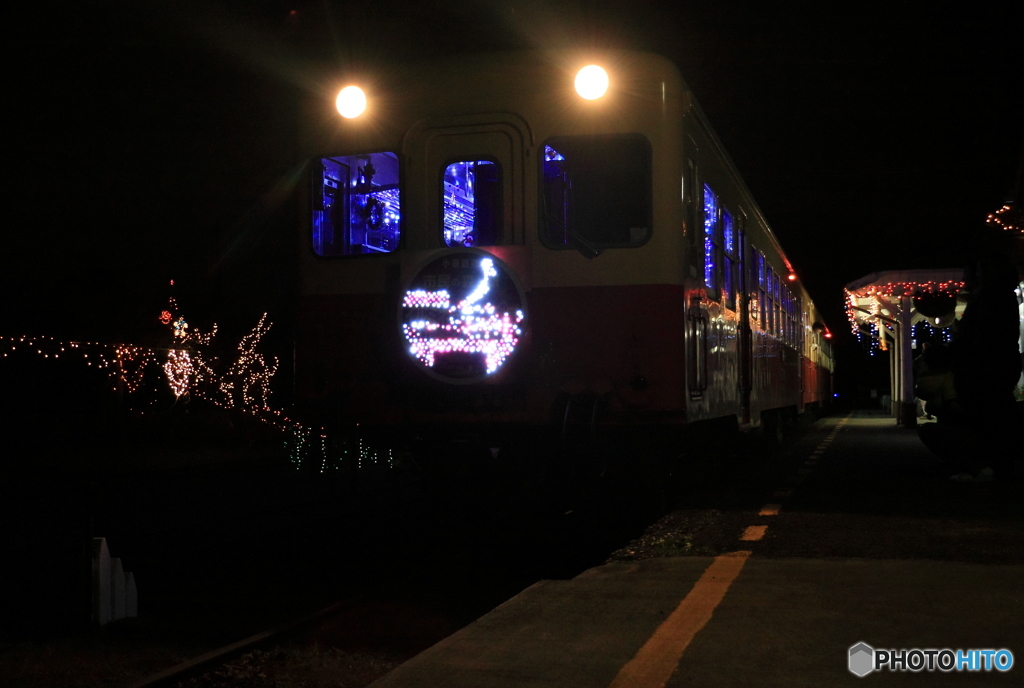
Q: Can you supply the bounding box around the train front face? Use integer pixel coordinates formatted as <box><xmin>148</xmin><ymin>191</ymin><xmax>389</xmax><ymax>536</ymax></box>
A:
<box><xmin>295</xmin><ymin>51</ymin><xmax>690</xmax><ymax>445</ymax></box>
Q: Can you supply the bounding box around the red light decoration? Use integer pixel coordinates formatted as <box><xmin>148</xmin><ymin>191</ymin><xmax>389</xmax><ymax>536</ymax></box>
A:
<box><xmin>986</xmin><ymin>203</ymin><xmax>1022</xmax><ymax>234</ymax></box>
<box><xmin>844</xmin><ymin>280</ymin><xmax>965</xmax><ymax>334</ymax></box>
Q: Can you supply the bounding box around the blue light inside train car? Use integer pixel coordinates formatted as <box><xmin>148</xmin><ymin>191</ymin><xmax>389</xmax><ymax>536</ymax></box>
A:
<box><xmin>313</xmin><ymin>151</ymin><xmax>401</xmax><ymax>256</ymax></box>
<box><xmin>443</xmin><ymin>160</ymin><xmax>500</xmax><ymax>248</ymax></box>
<box><xmin>722</xmin><ymin>209</ymin><xmax>734</xmax><ymax>305</ymax></box>
<box><xmin>544</xmin><ymin>146</ymin><xmax>565</xmax><ymax>161</ymax></box>
<box><xmin>723</xmin><ymin>209</ymin><xmax>734</xmax><ymax>255</ymax></box>
<box><xmin>703</xmin><ymin>184</ymin><xmax>718</xmax><ymax>289</ymax></box>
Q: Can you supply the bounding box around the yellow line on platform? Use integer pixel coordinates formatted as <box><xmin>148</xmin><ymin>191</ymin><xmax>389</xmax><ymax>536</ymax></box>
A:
<box><xmin>740</xmin><ymin>525</ymin><xmax>768</xmax><ymax>541</ymax></box>
<box><xmin>608</xmin><ymin>551</ymin><xmax>751</xmax><ymax>688</ymax></box>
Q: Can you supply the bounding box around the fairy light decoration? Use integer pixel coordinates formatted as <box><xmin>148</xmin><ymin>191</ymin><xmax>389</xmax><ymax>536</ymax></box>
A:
<box><xmin>1</xmin><ymin>282</ymin><xmax>408</xmax><ymax>476</ymax></box>
<box><xmin>115</xmin><ymin>345</ymin><xmax>152</xmax><ymax>393</ymax></box>
<box><xmin>163</xmin><ymin>350</ymin><xmax>192</xmax><ymax>397</ymax></box>
<box><xmin>159</xmin><ymin>291</ymin><xmax>219</xmax><ymax>399</ymax></box>
<box><xmin>912</xmin><ymin>321</ymin><xmax>955</xmax><ymax>345</ymax></box>
<box><xmin>2</xmin><ymin>283</ymin><xmax>267</xmax><ymax>410</ymax></box>
<box><xmin>218</xmin><ymin>313</ymin><xmax>279</xmax><ymax>410</ymax></box>
<box><xmin>986</xmin><ymin>203</ymin><xmax>1022</xmax><ymax>234</ymax></box>
<box><xmin>844</xmin><ymin>280</ymin><xmax>965</xmax><ymax>334</ymax></box>
<box><xmin>401</xmin><ymin>254</ymin><xmax>526</xmax><ymax>379</ymax></box>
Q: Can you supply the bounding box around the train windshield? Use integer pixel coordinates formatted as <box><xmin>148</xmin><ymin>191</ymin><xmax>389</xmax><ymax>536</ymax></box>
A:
<box><xmin>313</xmin><ymin>151</ymin><xmax>401</xmax><ymax>256</ymax></box>
<box><xmin>443</xmin><ymin>160</ymin><xmax>501</xmax><ymax>247</ymax></box>
<box><xmin>540</xmin><ymin>135</ymin><xmax>651</xmax><ymax>251</ymax></box>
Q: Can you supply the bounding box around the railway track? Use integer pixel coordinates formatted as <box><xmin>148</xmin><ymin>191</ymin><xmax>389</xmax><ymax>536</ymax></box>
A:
<box><xmin>115</xmin><ymin>427</ymin><xmax>793</xmax><ymax>688</ymax></box>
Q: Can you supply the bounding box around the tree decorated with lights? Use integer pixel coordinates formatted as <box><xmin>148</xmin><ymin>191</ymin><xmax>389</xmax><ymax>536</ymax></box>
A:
<box><xmin>217</xmin><ymin>313</ymin><xmax>279</xmax><ymax>411</ymax></box>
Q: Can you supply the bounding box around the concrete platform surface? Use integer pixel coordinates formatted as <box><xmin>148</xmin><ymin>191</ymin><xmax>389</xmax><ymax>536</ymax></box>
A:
<box><xmin>369</xmin><ymin>554</ymin><xmax>1022</xmax><ymax>687</ymax></box>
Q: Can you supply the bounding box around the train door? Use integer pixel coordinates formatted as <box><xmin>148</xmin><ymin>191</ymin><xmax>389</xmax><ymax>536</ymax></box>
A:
<box><xmin>402</xmin><ymin>113</ymin><xmax>530</xmax><ymax>249</ymax></box>
<box><xmin>737</xmin><ymin>222</ymin><xmax>752</xmax><ymax>424</ymax></box>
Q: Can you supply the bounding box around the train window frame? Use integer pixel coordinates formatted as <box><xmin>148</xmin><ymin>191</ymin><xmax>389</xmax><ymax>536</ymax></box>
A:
<box><xmin>539</xmin><ymin>134</ymin><xmax>653</xmax><ymax>253</ymax></box>
<box><xmin>312</xmin><ymin>150</ymin><xmax>402</xmax><ymax>257</ymax></box>
<box><xmin>440</xmin><ymin>157</ymin><xmax>504</xmax><ymax>248</ymax></box>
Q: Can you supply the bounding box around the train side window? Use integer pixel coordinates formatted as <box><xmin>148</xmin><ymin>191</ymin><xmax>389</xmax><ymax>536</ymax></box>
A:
<box><xmin>753</xmin><ymin>252</ymin><xmax>761</xmax><ymax>325</ymax></box>
<box><xmin>756</xmin><ymin>252</ymin><xmax>766</xmax><ymax>328</ymax></box>
<box><xmin>540</xmin><ymin>135</ymin><xmax>651</xmax><ymax>251</ymax></box>
<box><xmin>703</xmin><ymin>184</ymin><xmax>719</xmax><ymax>292</ymax></box>
<box><xmin>722</xmin><ymin>208</ymin><xmax>734</xmax><ymax>310</ymax></box>
<box><xmin>790</xmin><ymin>291</ymin><xmax>800</xmax><ymax>347</ymax></box>
<box><xmin>313</xmin><ymin>151</ymin><xmax>401</xmax><ymax>256</ymax></box>
<box><xmin>795</xmin><ymin>296</ymin><xmax>804</xmax><ymax>349</ymax></box>
<box><xmin>782</xmin><ymin>288</ymin><xmax>791</xmax><ymax>345</ymax></box>
<box><xmin>772</xmin><ymin>271</ymin><xmax>780</xmax><ymax>337</ymax></box>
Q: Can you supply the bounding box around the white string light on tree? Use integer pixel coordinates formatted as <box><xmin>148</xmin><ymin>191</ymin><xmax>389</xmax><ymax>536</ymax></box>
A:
<box><xmin>3</xmin><ymin>284</ymin><xmax>401</xmax><ymax>476</ymax></box>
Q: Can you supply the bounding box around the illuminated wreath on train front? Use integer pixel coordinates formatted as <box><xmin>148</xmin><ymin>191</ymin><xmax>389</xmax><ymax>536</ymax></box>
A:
<box><xmin>399</xmin><ymin>249</ymin><xmax>527</xmax><ymax>383</ymax></box>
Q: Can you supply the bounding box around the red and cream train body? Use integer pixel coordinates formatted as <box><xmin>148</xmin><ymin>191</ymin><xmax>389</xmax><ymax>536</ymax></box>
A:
<box><xmin>294</xmin><ymin>50</ymin><xmax>833</xmax><ymax>455</ymax></box>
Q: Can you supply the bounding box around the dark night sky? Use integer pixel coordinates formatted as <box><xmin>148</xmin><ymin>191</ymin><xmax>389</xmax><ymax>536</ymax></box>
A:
<box><xmin>4</xmin><ymin>1</ymin><xmax>1023</xmax><ymax>390</ymax></box>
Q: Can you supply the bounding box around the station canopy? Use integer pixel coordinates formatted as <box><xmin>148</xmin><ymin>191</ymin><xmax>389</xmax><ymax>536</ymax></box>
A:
<box><xmin>844</xmin><ymin>268</ymin><xmax>968</xmax><ymax>337</ymax></box>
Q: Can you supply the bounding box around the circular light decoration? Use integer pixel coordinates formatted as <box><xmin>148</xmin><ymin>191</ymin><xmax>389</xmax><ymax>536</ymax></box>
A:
<box><xmin>400</xmin><ymin>249</ymin><xmax>527</xmax><ymax>383</ymax></box>
<box><xmin>574</xmin><ymin>65</ymin><xmax>609</xmax><ymax>100</ymax></box>
<box><xmin>335</xmin><ymin>85</ymin><xmax>367</xmax><ymax>118</ymax></box>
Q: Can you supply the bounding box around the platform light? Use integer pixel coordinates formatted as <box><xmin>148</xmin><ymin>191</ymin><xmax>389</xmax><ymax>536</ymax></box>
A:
<box><xmin>787</xmin><ymin>273</ymin><xmax>797</xmax><ymax>282</ymax></box>
<box><xmin>336</xmin><ymin>86</ymin><xmax>367</xmax><ymax>118</ymax></box>
<box><xmin>574</xmin><ymin>65</ymin><xmax>609</xmax><ymax>100</ymax></box>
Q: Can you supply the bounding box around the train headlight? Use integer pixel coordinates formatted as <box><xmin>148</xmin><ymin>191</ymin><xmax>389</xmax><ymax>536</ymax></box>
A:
<box><xmin>574</xmin><ymin>65</ymin><xmax>609</xmax><ymax>100</ymax></box>
<box><xmin>336</xmin><ymin>86</ymin><xmax>367</xmax><ymax>118</ymax></box>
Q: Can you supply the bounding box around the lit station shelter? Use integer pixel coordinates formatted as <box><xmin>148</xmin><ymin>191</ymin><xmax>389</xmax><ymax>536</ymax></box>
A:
<box><xmin>844</xmin><ymin>269</ymin><xmax>970</xmax><ymax>426</ymax></box>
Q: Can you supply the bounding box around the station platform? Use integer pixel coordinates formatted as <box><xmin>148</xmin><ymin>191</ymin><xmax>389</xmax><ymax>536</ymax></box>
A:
<box><xmin>369</xmin><ymin>556</ymin><xmax>1021</xmax><ymax>687</ymax></box>
<box><xmin>368</xmin><ymin>412</ymin><xmax>1024</xmax><ymax>687</ymax></box>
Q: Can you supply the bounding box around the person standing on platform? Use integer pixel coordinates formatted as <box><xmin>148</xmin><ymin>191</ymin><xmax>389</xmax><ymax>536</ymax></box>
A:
<box><xmin>947</xmin><ymin>228</ymin><xmax>1022</xmax><ymax>480</ymax></box>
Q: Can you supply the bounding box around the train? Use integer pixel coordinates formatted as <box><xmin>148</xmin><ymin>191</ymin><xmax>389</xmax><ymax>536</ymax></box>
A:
<box><xmin>293</xmin><ymin>50</ymin><xmax>833</xmax><ymax>475</ymax></box>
